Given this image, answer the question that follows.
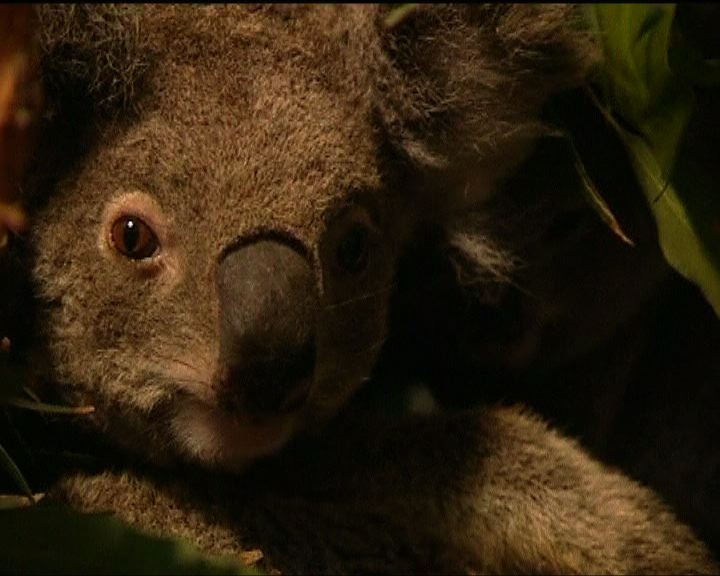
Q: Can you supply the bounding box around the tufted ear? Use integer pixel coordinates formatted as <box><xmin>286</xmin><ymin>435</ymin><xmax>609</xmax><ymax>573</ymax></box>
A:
<box><xmin>368</xmin><ymin>5</ymin><xmax>600</xmax><ymax>298</ymax></box>
<box><xmin>24</xmin><ymin>5</ymin><xmax>153</xmax><ymax>202</ymax></box>
<box><xmin>36</xmin><ymin>4</ymin><xmax>151</xmax><ymax>122</ymax></box>
<box><xmin>374</xmin><ymin>4</ymin><xmax>599</xmax><ymax>170</ymax></box>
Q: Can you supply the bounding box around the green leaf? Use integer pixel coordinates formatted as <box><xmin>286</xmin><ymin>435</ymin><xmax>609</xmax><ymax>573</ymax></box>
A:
<box><xmin>3</xmin><ymin>396</ymin><xmax>95</xmax><ymax>415</ymax></box>
<box><xmin>0</xmin><ymin>493</ymin><xmax>44</xmax><ymax>510</ymax></box>
<box><xmin>602</xmin><ymin>103</ymin><xmax>720</xmax><ymax>314</ymax></box>
<box><xmin>383</xmin><ymin>4</ymin><xmax>420</xmax><ymax>30</ymax></box>
<box><xmin>0</xmin><ymin>503</ymin><xmax>262</xmax><ymax>575</ymax></box>
<box><xmin>590</xmin><ymin>4</ymin><xmax>720</xmax><ymax>316</ymax></box>
<box><xmin>565</xmin><ymin>134</ymin><xmax>634</xmax><ymax>246</ymax></box>
<box><xmin>0</xmin><ymin>441</ymin><xmax>33</xmax><ymax>499</ymax></box>
<box><xmin>593</xmin><ymin>4</ymin><xmax>691</xmax><ymax>176</ymax></box>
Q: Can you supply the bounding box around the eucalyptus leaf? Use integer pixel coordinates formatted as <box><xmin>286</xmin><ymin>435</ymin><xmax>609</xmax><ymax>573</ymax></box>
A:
<box><xmin>593</xmin><ymin>4</ymin><xmax>691</xmax><ymax>177</ymax></box>
<box><xmin>0</xmin><ymin>503</ymin><xmax>262</xmax><ymax>575</ymax></box>
<box><xmin>0</xmin><ymin>441</ymin><xmax>33</xmax><ymax>498</ymax></box>
<box><xmin>0</xmin><ymin>493</ymin><xmax>42</xmax><ymax>510</ymax></box>
<box><xmin>606</xmin><ymin>105</ymin><xmax>720</xmax><ymax>314</ymax></box>
<box><xmin>565</xmin><ymin>134</ymin><xmax>634</xmax><ymax>246</ymax></box>
<box><xmin>590</xmin><ymin>4</ymin><xmax>720</xmax><ymax>316</ymax></box>
<box><xmin>4</xmin><ymin>396</ymin><xmax>95</xmax><ymax>415</ymax></box>
<box><xmin>384</xmin><ymin>4</ymin><xmax>419</xmax><ymax>30</ymax></box>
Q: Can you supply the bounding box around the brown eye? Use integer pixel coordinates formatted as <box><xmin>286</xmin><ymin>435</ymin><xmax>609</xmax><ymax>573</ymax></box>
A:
<box><xmin>336</xmin><ymin>223</ymin><xmax>371</xmax><ymax>274</ymax></box>
<box><xmin>110</xmin><ymin>215</ymin><xmax>159</xmax><ymax>260</ymax></box>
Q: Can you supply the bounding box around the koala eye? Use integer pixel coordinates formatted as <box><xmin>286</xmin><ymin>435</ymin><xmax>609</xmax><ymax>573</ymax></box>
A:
<box><xmin>110</xmin><ymin>215</ymin><xmax>159</xmax><ymax>260</ymax></box>
<box><xmin>336</xmin><ymin>223</ymin><xmax>371</xmax><ymax>275</ymax></box>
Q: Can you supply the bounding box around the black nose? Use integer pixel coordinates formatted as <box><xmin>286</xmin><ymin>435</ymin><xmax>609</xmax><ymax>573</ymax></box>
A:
<box><xmin>217</xmin><ymin>238</ymin><xmax>317</xmax><ymax>415</ymax></box>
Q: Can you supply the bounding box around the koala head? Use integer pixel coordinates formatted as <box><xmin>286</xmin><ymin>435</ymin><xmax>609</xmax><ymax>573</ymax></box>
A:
<box><xmin>25</xmin><ymin>5</ymin><xmax>596</xmax><ymax>470</ymax></box>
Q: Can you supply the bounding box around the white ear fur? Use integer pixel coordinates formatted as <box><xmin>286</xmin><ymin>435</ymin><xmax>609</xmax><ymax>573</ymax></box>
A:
<box><xmin>375</xmin><ymin>4</ymin><xmax>599</xmax><ymax>169</ymax></box>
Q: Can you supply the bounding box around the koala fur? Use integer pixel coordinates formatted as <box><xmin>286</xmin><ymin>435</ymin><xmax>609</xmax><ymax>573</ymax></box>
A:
<box><xmin>27</xmin><ymin>2</ymin><xmax>598</xmax><ymax>471</ymax></box>
<box><xmin>8</xmin><ymin>3</ymin><xmax>718</xmax><ymax>573</ymax></box>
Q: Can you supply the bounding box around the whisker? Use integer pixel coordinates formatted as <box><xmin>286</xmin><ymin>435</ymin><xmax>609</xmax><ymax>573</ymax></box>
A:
<box><xmin>315</xmin><ymin>340</ymin><xmax>386</xmax><ymax>380</ymax></box>
<box><xmin>137</xmin><ymin>358</ymin><xmax>207</xmax><ymax>385</ymax></box>
<box><xmin>167</xmin><ymin>376</ymin><xmax>212</xmax><ymax>389</ymax></box>
<box><xmin>147</xmin><ymin>371</ymin><xmax>215</xmax><ymax>403</ymax></box>
<box><xmin>151</xmin><ymin>352</ymin><xmax>209</xmax><ymax>376</ymax></box>
<box><xmin>155</xmin><ymin>355</ymin><xmax>199</xmax><ymax>372</ymax></box>
<box><xmin>143</xmin><ymin>350</ymin><xmax>216</xmax><ymax>402</ymax></box>
<box><xmin>336</xmin><ymin>338</ymin><xmax>387</xmax><ymax>359</ymax></box>
<box><xmin>322</xmin><ymin>281</ymin><xmax>397</xmax><ymax>312</ymax></box>
<box><xmin>309</xmin><ymin>372</ymin><xmax>373</xmax><ymax>409</ymax></box>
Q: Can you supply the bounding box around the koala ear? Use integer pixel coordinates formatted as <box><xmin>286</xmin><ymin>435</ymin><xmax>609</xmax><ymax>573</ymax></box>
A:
<box><xmin>374</xmin><ymin>4</ymin><xmax>599</xmax><ymax>168</ymax></box>
<box><xmin>37</xmin><ymin>4</ymin><xmax>151</xmax><ymax>121</ymax></box>
<box><xmin>26</xmin><ymin>5</ymin><xmax>153</xmax><ymax>198</ymax></box>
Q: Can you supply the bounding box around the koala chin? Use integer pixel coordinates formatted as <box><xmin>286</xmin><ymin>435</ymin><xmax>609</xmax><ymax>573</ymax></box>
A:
<box><xmin>16</xmin><ymin>3</ymin><xmax>719</xmax><ymax>574</ymax></box>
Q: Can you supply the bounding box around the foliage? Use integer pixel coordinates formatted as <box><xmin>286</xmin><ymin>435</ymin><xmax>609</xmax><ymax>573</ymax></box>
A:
<box><xmin>0</xmin><ymin>503</ymin><xmax>260</xmax><ymax>575</ymax></box>
<box><xmin>1</xmin><ymin>355</ymin><xmax>261</xmax><ymax>574</ymax></box>
<box><xmin>0</xmin><ymin>0</ymin><xmax>40</xmax><ymax>511</ymax></box>
<box><xmin>585</xmin><ymin>4</ymin><xmax>720</xmax><ymax>316</ymax></box>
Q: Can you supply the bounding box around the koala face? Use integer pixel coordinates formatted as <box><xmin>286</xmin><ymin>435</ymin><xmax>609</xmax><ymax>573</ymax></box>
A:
<box><xmin>28</xmin><ymin>5</ymin><xmax>596</xmax><ymax>470</ymax></box>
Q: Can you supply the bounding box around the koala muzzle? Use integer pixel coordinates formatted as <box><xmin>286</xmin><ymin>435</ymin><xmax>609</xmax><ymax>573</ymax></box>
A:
<box><xmin>217</xmin><ymin>239</ymin><xmax>317</xmax><ymax>416</ymax></box>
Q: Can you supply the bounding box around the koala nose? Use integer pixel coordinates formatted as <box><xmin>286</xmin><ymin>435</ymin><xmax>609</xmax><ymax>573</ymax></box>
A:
<box><xmin>217</xmin><ymin>239</ymin><xmax>317</xmax><ymax>415</ymax></box>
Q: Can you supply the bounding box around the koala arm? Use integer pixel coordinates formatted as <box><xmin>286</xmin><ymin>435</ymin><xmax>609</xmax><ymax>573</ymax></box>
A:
<box><xmin>273</xmin><ymin>404</ymin><xmax>715</xmax><ymax>575</ymax></box>
<box><xmin>339</xmin><ymin>405</ymin><xmax>718</xmax><ymax>574</ymax></box>
<box><xmin>51</xmin><ymin>405</ymin><xmax>717</xmax><ymax>575</ymax></box>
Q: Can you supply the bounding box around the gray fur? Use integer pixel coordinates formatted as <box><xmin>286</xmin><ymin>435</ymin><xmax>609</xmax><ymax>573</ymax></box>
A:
<box><xmin>22</xmin><ymin>4</ymin><xmax>718</xmax><ymax>573</ymax></box>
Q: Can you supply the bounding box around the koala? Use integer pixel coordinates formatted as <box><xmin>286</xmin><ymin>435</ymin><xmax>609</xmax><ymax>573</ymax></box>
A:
<box><xmin>6</xmin><ymin>4</ymin><xmax>718</xmax><ymax>574</ymax></box>
<box><xmin>26</xmin><ymin>3</ymin><xmax>600</xmax><ymax>471</ymax></box>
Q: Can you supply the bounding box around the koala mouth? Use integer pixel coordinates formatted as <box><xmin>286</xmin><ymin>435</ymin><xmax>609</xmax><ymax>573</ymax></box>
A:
<box><xmin>170</xmin><ymin>395</ymin><xmax>300</xmax><ymax>470</ymax></box>
<box><xmin>157</xmin><ymin>330</ymin><xmax>317</xmax><ymax>470</ymax></box>
<box><xmin>168</xmin><ymin>363</ymin><xmax>316</xmax><ymax>470</ymax></box>
<box><xmin>216</xmin><ymin>349</ymin><xmax>316</xmax><ymax>417</ymax></box>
